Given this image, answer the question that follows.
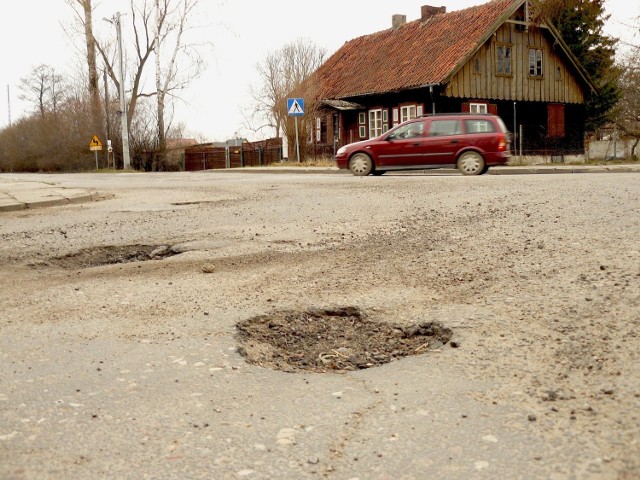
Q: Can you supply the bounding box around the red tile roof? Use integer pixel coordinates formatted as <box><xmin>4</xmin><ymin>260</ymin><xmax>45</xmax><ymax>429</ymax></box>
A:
<box><xmin>314</xmin><ymin>0</ymin><xmax>519</xmax><ymax>100</ymax></box>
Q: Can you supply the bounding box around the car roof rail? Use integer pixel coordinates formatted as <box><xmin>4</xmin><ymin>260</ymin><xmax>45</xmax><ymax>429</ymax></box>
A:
<box><xmin>420</xmin><ymin>112</ymin><xmax>493</xmax><ymax>118</ymax></box>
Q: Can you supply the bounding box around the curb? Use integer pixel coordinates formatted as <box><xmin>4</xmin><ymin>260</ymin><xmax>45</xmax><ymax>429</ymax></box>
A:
<box><xmin>488</xmin><ymin>165</ymin><xmax>640</xmax><ymax>175</ymax></box>
<box><xmin>0</xmin><ymin>190</ymin><xmax>98</xmax><ymax>212</ymax></box>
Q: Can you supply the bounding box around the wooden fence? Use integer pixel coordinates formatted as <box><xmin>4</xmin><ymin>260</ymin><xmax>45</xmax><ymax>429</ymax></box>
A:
<box><xmin>184</xmin><ymin>138</ymin><xmax>283</xmax><ymax>171</ymax></box>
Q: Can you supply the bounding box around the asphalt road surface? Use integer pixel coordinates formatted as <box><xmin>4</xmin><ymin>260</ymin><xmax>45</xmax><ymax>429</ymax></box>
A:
<box><xmin>1</xmin><ymin>171</ymin><xmax>639</xmax><ymax>480</ymax></box>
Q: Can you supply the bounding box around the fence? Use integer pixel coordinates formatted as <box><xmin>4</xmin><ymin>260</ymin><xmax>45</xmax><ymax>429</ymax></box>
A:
<box><xmin>184</xmin><ymin>138</ymin><xmax>283</xmax><ymax>171</ymax></box>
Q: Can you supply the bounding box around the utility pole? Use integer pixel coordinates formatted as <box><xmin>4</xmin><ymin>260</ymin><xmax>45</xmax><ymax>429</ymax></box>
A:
<box><xmin>103</xmin><ymin>68</ymin><xmax>111</xmax><ymax>168</ymax></box>
<box><xmin>7</xmin><ymin>85</ymin><xmax>11</xmax><ymax>127</ymax></box>
<box><xmin>115</xmin><ymin>12</ymin><xmax>131</xmax><ymax>169</ymax></box>
<box><xmin>105</xmin><ymin>12</ymin><xmax>132</xmax><ymax>170</ymax></box>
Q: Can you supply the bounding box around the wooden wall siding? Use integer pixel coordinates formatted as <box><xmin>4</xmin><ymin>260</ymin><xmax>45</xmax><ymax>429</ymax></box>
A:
<box><xmin>445</xmin><ymin>24</ymin><xmax>584</xmax><ymax>104</ymax></box>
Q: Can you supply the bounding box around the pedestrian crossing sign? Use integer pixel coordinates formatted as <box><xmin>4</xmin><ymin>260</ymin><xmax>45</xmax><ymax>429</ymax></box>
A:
<box><xmin>287</xmin><ymin>98</ymin><xmax>304</xmax><ymax>116</ymax></box>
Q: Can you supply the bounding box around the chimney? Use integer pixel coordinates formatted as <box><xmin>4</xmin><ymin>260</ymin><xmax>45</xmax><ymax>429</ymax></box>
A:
<box><xmin>392</xmin><ymin>14</ymin><xmax>407</xmax><ymax>29</ymax></box>
<box><xmin>421</xmin><ymin>5</ymin><xmax>446</xmax><ymax>21</ymax></box>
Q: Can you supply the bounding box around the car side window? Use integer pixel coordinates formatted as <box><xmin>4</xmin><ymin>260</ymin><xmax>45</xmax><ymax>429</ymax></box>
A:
<box><xmin>464</xmin><ymin>119</ymin><xmax>496</xmax><ymax>134</ymax></box>
<box><xmin>428</xmin><ymin>119</ymin><xmax>462</xmax><ymax>136</ymax></box>
<box><xmin>393</xmin><ymin>121</ymin><xmax>425</xmax><ymax>139</ymax></box>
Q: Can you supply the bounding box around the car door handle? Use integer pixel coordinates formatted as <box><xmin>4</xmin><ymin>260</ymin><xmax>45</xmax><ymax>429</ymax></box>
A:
<box><xmin>412</xmin><ymin>142</ymin><xmax>422</xmax><ymax>146</ymax></box>
<box><xmin>451</xmin><ymin>140</ymin><xmax>459</xmax><ymax>144</ymax></box>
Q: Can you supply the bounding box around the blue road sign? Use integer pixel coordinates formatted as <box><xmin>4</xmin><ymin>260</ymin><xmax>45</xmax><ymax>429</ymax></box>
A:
<box><xmin>287</xmin><ymin>98</ymin><xmax>304</xmax><ymax>116</ymax></box>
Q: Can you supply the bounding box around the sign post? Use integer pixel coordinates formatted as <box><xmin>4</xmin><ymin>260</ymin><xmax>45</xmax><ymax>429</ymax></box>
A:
<box><xmin>89</xmin><ymin>134</ymin><xmax>103</xmax><ymax>170</ymax></box>
<box><xmin>287</xmin><ymin>98</ymin><xmax>304</xmax><ymax>163</ymax></box>
<box><xmin>107</xmin><ymin>140</ymin><xmax>113</xmax><ymax>169</ymax></box>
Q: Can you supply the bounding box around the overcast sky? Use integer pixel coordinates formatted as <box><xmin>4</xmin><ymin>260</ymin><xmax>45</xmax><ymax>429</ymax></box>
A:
<box><xmin>0</xmin><ymin>0</ymin><xmax>637</xmax><ymax>142</ymax></box>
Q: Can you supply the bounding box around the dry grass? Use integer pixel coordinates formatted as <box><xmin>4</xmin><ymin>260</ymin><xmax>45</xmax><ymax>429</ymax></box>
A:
<box><xmin>275</xmin><ymin>156</ymin><xmax>336</xmax><ymax>167</ymax></box>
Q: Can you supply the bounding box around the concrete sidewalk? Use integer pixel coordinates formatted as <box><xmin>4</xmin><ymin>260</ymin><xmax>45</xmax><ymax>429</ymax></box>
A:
<box><xmin>1</xmin><ymin>163</ymin><xmax>638</xmax><ymax>212</ymax></box>
<box><xmin>0</xmin><ymin>177</ymin><xmax>98</xmax><ymax>212</ymax></box>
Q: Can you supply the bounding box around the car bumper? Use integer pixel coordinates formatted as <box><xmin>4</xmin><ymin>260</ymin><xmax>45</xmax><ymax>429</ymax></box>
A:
<box><xmin>486</xmin><ymin>151</ymin><xmax>512</xmax><ymax>166</ymax></box>
<box><xmin>335</xmin><ymin>155</ymin><xmax>349</xmax><ymax>169</ymax></box>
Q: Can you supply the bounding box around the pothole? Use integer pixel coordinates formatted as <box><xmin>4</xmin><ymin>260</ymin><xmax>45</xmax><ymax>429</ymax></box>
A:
<box><xmin>236</xmin><ymin>307</ymin><xmax>454</xmax><ymax>373</ymax></box>
<box><xmin>46</xmin><ymin>244</ymin><xmax>178</xmax><ymax>269</ymax></box>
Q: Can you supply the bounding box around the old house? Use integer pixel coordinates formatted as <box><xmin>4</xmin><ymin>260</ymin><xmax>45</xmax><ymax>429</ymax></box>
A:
<box><xmin>308</xmin><ymin>0</ymin><xmax>596</xmax><ymax>160</ymax></box>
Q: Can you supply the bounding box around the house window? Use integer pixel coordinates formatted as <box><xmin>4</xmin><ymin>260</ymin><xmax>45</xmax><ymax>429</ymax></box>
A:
<box><xmin>358</xmin><ymin>112</ymin><xmax>366</xmax><ymax>138</ymax></box>
<box><xmin>529</xmin><ymin>48</ymin><xmax>543</xmax><ymax>77</ymax></box>
<box><xmin>316</xmin><ymin>117</ymin><xmax>322</xmax><ymax>142</ymax></box>
<box><xmin>497</xmin><ymin>45</ymin><xmax>512</xmax><ymax>75</ymax></box>
<box><xmin>369</xmin><ymin>109</ymin><xmax>383</xmax><ymax>138</ymax></box>
<box><xmin>382</xmin><ymin>109</ymin><xmax>389</xmax><ymax>133</ymax></box>
<box><xmin>470</xmin><ymin>103</ymin><xmax>488</xmax><ymax>114</ymax></box>
<box><xmin>400</xmin><ymin>105</ymin><xmax>417</xmax><ymax>123</ymax></box>
<box><xmin>473</xmin><ymin>55</ymin><xmax>482</xmax><ymax>74</ymax></box>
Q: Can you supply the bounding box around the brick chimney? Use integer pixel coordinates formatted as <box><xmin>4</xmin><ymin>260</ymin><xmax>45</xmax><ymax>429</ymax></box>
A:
<box><xmin>421</xmin><ymin>5</ymin><xmax>446</xmax><ymax>21</ymax></box>
<box><xmin>392</xmin><ymin>14</ymin><xmax>407</xmax><ymax>29</ymax></box>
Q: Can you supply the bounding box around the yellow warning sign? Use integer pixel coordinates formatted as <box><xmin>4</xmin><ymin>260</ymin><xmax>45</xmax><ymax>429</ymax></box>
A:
<box><xmin>89</xmin><ymin>134</ymin><xmax>103</xmax><ymax>151</ymax></box>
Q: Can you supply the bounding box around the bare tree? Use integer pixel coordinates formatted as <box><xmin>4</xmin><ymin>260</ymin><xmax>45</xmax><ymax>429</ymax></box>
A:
<box><xmin>92</xmin><ymin>0</ymin><xmax>205</xmax><ymax>170</ymax></box>
<box><xmin>65</xmin><ymin>0</ymin><xmax>106</xmax><ymax>164</ymax></box>
<box><xmin>251</xmin><ymin>38</ymin><xmax>327</xmax><ymax>144</ymax></box>
<box><xmin>614</xmin><ymin>43</ymin><xmax>640</xmax><ymax>159</ymax></box>
<box><xmin>72</xmin><ymin>1</ymin><xmax>101</xmax><ymax>129</ymax></box>
<box><xmin>18</xmin><ymin>65</ymin><xmax>67</xmax><ymax>118</ymax></box>
<box><xmin>153</xmin><ymin>0</ymin><xmax>203</xmax><ymax>170</ymax></box>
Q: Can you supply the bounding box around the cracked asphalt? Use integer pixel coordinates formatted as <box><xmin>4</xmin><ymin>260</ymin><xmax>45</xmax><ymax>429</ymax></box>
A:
<box><xmin>0</xmin><ymin>170</ymin><xmax>639</xmax><ymax>480</ymax></box>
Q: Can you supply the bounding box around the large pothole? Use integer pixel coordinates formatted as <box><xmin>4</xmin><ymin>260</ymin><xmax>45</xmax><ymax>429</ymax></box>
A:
<box><xmin>236</xmin><ymin>307</ymin><xmax>454</xmax><ymax>373</ymax></box>
<box><xmin>46</xmin><ymin>244</ymin><xmax>178</xmax><ymax>269</ymax></box>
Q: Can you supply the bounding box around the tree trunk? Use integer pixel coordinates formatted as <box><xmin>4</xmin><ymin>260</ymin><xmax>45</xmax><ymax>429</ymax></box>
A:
<box><xmin>154</xmin><ymin>0</ymin><xmax>167</xmax><ymax>171</ymax></box>
<box><xmin>81</xmin><ymin>0</ymin><xmax>103</xmax><ymax>150</ymax></box>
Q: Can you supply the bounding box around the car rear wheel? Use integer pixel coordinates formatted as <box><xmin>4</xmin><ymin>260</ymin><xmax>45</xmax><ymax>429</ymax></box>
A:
<box><xmin>349</xmin><ymin>153</ymin><xmax>373</xmax><ymax>176</ymax></box>
<box><xmin>457</xmin><ymin>151</ymin><xmax>485</xmax><ymax>176</ymax></box>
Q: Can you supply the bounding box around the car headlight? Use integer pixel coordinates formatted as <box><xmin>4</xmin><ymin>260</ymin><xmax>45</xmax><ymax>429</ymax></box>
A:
<box><xmin>337</xmin><ymin>146</ymin><xmax>347</xmax><ymax>155</ymax></box>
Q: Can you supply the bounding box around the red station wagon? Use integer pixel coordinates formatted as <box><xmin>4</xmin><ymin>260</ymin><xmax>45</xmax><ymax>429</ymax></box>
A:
<box><xmin>335</xmin><ymin>113</ymin><xmax>512</xmax><ymax>176</ymax></box>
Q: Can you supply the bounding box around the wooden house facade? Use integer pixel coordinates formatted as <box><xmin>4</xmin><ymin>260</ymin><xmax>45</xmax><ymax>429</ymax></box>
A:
<box><xmin>308</xmin><ymin>0</ymin><xmax>595</xmax><ymax>157</ymax></box>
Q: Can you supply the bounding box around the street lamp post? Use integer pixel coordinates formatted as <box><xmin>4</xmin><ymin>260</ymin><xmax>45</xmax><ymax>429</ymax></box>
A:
<box><xmin>105</xmin><ymin>12</ymin><xmax>131</xmax><ymax>170</ymax></box>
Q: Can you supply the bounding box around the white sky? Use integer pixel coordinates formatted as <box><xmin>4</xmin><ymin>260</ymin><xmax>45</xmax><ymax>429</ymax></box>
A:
<box><xmin>0</xmin><ymin>0</ymin><xmax>637</xmax><ymax>142</ymax></box>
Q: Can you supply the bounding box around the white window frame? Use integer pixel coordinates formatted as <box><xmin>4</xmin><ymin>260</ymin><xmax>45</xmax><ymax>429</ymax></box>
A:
<box><xmin>315</xmin><ymin>117</ymin><xmax>321</xmax><ymax>142</ymax></box>
<box><xmin>470</xmin><ymin>103</ymin><xmax>488</xmax><ymax>114</ymax></box>
<box><xmin>358</xmin><ymin>112</ymin><xmax>367</xmax><ymax>138</ymax></box>
<box><xmin>392</xmin><ymin>108</ymin><xmax>399</xmax><ymax>127</ymax></box>
<box><xmin>369</xmin><ymin>109</ymin><xmax>383</xmax><ymax>138</ymax></box>
<box><xmin>529</xmin><ymin>48</ymin><xmax>543</xmax><ymax>77</ymax></box>
<box><xmin>400</xmin><ymin>105</ymin><xmax>417</xmax><ymax>123</ymax></box>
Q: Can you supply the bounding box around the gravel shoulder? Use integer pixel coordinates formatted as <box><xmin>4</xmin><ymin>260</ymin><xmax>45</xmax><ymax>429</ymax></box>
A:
<box><xmin>0</xmin><ymin>171</ymin><xmax>638</xmax><ymax>479</ymax></box>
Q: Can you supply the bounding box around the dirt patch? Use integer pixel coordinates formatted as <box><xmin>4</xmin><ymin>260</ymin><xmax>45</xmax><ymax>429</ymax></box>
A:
<box><xmin>46</xmin><ymin>244</ymin><xmax>178</xmax><ymax>269</ymax></box>
<box><xmin>236</xmin><ymin>307</ymin><xmax>454</xmax><ymax>373</ymax></box>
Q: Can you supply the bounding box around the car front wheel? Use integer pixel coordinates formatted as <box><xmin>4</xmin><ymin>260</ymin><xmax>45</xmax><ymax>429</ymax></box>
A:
<box><xmin>457</xmin><ymin>151</ymin><xmax>485</xmax><ymax>176</ymax></box>
<box><xmin>349</xmin><ymin>153</ymin><xmax>373</xmax><ymax>176</ymax></box>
